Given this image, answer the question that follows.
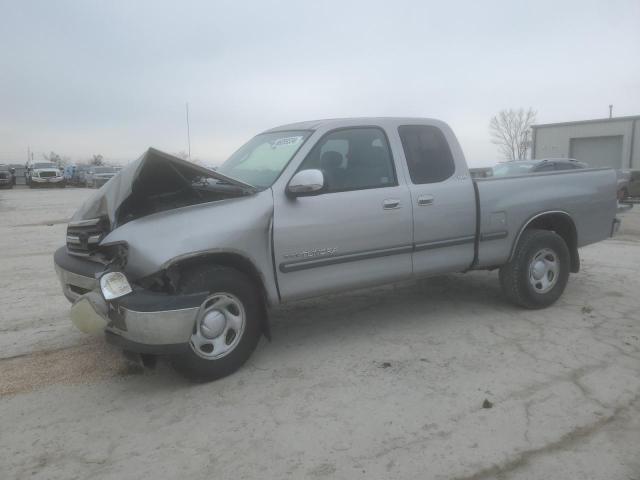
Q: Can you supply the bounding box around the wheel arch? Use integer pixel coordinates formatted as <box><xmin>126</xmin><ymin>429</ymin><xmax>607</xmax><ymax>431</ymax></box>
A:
<box><xmin>164</xmin><ymin>251</ymin><xmax>273</xmax><ymax>339</ymax></box>
<box><xmin>510</xmin><ymin>211</ymin><xmax>580</xmax><ymax>273</ymax></box>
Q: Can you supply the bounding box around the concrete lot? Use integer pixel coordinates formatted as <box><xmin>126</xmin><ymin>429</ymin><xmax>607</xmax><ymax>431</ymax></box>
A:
<box><xmin>0</xmin><ymin>187</ymin><xmax>639</xmax><ymax>480</ymax></box>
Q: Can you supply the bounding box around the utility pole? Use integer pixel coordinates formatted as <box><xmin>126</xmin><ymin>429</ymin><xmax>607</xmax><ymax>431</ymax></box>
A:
<box><xmin>609</xmin><ymin>104</ymin><xmax>613</xmax><ymax>119</ymax></box>
<box><xmin>185</xmin><ymin>102</ymin><xmax>191</xmax><ymax>161</ymax></box>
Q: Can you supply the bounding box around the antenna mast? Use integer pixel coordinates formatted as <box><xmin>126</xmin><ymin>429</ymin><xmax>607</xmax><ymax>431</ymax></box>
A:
<box><xmin>186</xmin><ymin>102</ymin><xmax>191</xmax><ymax>161</ymax></box>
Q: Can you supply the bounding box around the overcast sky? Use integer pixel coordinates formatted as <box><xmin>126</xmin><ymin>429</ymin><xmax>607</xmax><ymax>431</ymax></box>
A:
<box><xmin>1</xmin><ymin>0</ymin><xmax>639</xmax><ymax>167</ymax></box>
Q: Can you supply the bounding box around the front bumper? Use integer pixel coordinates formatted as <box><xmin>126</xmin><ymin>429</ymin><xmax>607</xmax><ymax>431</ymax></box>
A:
<box><xmin>54</xmin><ymin>246</ymin><xmax>205</xmax><ymax>353</ymax></box>
<box><xmin>32</xmin><ymin>176</ymin><xmax>64</xmax><ymax>184</ymax></box>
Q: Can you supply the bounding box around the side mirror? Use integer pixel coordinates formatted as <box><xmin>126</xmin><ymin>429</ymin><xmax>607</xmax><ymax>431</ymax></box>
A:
<box><xmin>9</xmin><ymin>168</ymin><xmax>15</xmax><ymax>174</ymax></box>
<box><xmin>286</xmin><ymin>169</ymin><xmax>325</xmax><ymax>197</ymax></box>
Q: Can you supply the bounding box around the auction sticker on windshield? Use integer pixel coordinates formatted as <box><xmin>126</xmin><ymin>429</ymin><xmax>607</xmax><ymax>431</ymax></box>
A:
<box><xmin>270</xmin><ymin>136</ymin><xmax>304</xmax><ymax>148</ymax></box>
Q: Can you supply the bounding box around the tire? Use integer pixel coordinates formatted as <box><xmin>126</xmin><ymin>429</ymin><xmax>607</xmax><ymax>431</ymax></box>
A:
<box><xmin>172</xmin><ymin>265</ymin><xmax>263</xmax><ymax>381</ymax></box>
<box><xmin>499</xmin><ymin>229</ymin><xmax>570</xmax><ymax>309</ymax></box>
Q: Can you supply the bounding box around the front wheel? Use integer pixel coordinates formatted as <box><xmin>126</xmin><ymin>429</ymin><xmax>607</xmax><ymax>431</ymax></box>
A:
<box><xmin>499</xmin><ymin>229</ymin><xmax>570</xmax><ymax>309</ymax></box>
<box><xmin>172</xmin><ymin>265</ymin><xmax>263</xmax><ymax>381</ymax></box>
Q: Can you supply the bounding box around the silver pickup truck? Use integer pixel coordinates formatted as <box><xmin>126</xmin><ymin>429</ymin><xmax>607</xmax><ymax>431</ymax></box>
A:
<box><xmin>54</xmin><ymin>117</ymin><xmax>621</xmax><ymax>380</ymax></box>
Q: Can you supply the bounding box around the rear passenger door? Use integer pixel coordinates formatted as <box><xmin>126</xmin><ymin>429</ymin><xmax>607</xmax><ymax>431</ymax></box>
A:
<box><xmin>273</xmin><ymin>127</ymin><xmax>413</xmax><ymax>301</ymax></box>
<box><xmin>397</xmin><ymin>125</ymin><xmax>477</xmax><ymax>276</ymax></box>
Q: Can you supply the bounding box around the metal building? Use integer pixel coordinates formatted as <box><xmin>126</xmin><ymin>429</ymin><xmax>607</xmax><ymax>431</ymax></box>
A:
<box><xmin>532</xmin><ymin>115</ymin><xmax>640</xmax><ymax>169</ymax></box>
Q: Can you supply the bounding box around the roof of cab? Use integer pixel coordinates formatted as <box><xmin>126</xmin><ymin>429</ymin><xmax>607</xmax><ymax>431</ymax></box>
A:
<box><xmin>262</xmin><ymin>117</ymin><xmax>443</xmax><ymax>133</ymax></box>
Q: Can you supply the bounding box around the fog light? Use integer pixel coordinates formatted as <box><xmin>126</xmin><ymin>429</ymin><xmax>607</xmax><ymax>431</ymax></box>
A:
<box><xmin>100</xmin><ymin>271</ymin><xmax>132</xmax><ymax>300</ymax></box>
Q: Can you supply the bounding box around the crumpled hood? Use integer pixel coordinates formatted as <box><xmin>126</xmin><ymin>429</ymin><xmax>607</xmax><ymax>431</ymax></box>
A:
<box><xmin>71</xmin><ymin>158</ymin><xmax>142</xmax><ymax>225</ymax></box>
<box><xmin>71</xmin><ymin>148</ymin><xmax>255</xmax><ymax>228</ymax></box>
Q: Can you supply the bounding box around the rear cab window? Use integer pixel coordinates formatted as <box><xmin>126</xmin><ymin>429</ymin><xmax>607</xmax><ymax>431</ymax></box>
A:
<box><xmin>535</xmin><ymin>163</ymin><xmax>556</xmax><ymax>172</ymax></box>
<box><xmin>398</xmin><ymin>125</ymin><xmax>455</xmax><ymax>184</ymax></box>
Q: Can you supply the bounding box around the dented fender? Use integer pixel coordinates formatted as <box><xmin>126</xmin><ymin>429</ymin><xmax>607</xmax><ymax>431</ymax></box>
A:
<box><xmin>102</xmin><ymin>189</ymin><xmax>278</xmax><ymax>303</ymax></box>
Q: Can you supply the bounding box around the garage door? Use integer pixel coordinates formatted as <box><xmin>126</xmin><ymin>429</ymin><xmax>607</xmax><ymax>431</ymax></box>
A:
<box><xmin>569</xmin><ymin>135</ymin><xmax>623</xmax><ymax>169</ymax></box>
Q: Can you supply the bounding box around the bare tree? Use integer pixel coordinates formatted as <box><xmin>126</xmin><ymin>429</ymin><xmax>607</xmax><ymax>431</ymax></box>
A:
<box><xmin>489</xmin><ymin>108</ymin><xmax>537</xmax><ymax>161</ymax></box>
<box><xmin>43</xmin><ymin>151</ymin><xmax>64</xmax><ymax>167</ymax></box>
<box><xmin>90</xmin><ymin>154</ymin><xmax>104</xmax><ymax>166</ymax></box>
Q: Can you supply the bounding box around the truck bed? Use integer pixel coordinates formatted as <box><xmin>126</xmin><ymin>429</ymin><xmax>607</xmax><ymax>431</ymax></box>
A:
<box><xmin>474</xmin><ymin>168</ymin><xmax>618</xmax><ymax>268</ymax></box>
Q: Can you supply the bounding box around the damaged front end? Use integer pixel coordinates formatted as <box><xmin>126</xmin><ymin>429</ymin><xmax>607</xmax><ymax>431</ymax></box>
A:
<box><xmin>68</xmin><ymin>148</ymin><xmax>256</xmax><ymax>252</ymax></box>
<box><xmin>54</xmin><ymin>148</ymin><xmax>258</xmax><ymax>354</ymax></box>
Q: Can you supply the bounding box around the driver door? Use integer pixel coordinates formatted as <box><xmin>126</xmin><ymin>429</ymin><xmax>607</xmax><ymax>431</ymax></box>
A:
<box><xmin>273</xmin><ymin>127</ymin><xmax>413</xmax><ymax>301</ymax></box>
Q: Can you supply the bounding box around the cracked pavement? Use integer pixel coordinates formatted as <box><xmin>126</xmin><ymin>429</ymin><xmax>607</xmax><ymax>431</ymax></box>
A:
<box><xmin>1</xmin><ymin>188</ymin><xmax>639</xmax><ymax>479</ymax></box>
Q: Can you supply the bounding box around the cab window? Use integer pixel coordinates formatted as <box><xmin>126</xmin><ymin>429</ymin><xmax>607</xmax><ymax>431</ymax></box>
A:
<box><xmin>398</xmin><ymin>125</ymin><xmax>455</xmax><ymax>184</ymax></box>
<box><xmin>298</xmin><ymin>127</ymin><xmax>396</xmax><ymax>192</ymax></box>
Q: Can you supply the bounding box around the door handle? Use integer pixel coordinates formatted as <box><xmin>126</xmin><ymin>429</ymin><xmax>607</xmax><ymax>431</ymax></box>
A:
<box><xmin>383</xmin><ymin>199</ymin><xmax>401</xmax><ymax>210</ymax></box>
<box><xmin>417</xmin><ymin>195</ymin><xmax>434</xmax><ymax>206</ymax></box>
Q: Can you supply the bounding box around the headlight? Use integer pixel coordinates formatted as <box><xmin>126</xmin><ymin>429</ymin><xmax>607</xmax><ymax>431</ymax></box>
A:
<box><xmin>100</xmin><ymin>271</ymin><xmax>132</xmax><ymax>300</ymax></box>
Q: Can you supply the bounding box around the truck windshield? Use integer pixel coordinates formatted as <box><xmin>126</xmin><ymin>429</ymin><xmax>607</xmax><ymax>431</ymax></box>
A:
<box><xmin>218</xmin><ymin>130</ymin><xmax>311</xmax><ymax>188</ymax></box>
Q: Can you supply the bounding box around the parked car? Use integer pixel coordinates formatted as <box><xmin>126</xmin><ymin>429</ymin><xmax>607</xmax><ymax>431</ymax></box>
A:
<box><xmin>0</xmin><ymin>164</ymin><xmax>15</xmax><ymax>188</ymax></box>
<box><xmin>84</xmin><ymin>166</ymin><xmax>121</xmax><ymax>188</ymax></box>
<box><xmin>63</xmin><ymin>164</ymin><xmax>91</xmax><ymax>186</ymax></box>
<box><xmin>75</xmin><ymin>165</ymin><xmax>91</xmax><ymax>186</ymax></box>
<box><xmin>25</xmin><ymin>161</ymin><xmax>66</xmax><ymax>188</ymax></box>
<box><xmin>625</xmin><ymin>170</ymin><xmax>640</xmax><ymax>198</ymax></box>
<box><xmin>54</xmin><ymin>118</ymin><xmax>622</xmax><ymax>381</ymax></box>
<box><xmin>492</xmin><ymin>158</ymin><xmax>586</xmax><ymax>177</ymax></box>
<box><xmin>63</xmin><ymin>164</ymin><xmax>79</xmax><ymax>184</ymax></box>
<box><xmin>616</xmin><ymin>170</ymin><xmax>640</xmax><ymax>200</ymax></box>
<box><xmin>469</xmin><ymin>167</ymin><xmax>493</xmax><ymax>179</ymax></box>
<box><xmin>615</xmin><ymin>170</ymin><xmax>631</xmax><ymax>201</ymax></box>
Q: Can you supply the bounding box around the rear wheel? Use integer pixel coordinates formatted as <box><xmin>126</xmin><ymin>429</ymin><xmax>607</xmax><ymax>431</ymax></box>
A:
<box><xmin>172</xmin><ymin>265</ymin><xmax>263</xmax><ymax>381</ymax></box>
<box><xmin>499</xmin><ymin>229</ymin><xmax>570</xmax><ymax>309</ymax></box>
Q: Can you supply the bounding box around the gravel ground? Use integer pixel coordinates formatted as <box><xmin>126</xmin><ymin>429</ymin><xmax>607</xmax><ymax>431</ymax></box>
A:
<box><xmin>1</xmin><ymin>187</ymin><xmax>639</xmax><ymax>480</ymax></box>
